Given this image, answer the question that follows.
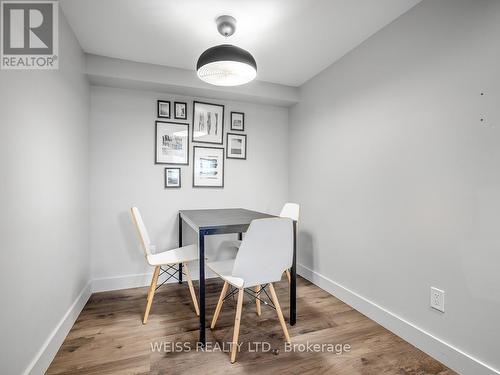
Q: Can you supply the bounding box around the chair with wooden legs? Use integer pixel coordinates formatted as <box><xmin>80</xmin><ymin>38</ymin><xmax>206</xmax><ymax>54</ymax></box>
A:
<box><xmin>223</xmin><ymin>202</ymin><xmax>300</xmax><ymax>283</ymax></box>
<box><xmin>207</xmin><ymin>217</ymin><xmax>294</xmax><ymax>363</ymax></box>
<box><xmin>130</xmin><ymin>207</ymin><xmax>199</xmax><ymax>324</ymax></box>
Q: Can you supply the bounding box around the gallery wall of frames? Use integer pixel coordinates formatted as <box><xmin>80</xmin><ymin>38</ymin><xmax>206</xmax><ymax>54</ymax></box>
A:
<box><xmin>155</xmin><ymin>99</ymin><xmax>247</xmax><ymax>189</ymax></box>
<box><xmin>89</xmin><ymin>86</ymin><xmax>288</xmax><ymax>282</ymax></box>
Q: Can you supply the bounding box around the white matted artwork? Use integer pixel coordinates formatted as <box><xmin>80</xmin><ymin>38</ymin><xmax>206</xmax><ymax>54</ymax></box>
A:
<box><xmin>230</xmin><ymin>111</ymin><xmax>245</xmax><ymax>131</ymax></box>
<box><xmin>165</xmin><ymin>168</ymin><xmax>181</xmax><ymax>188</ymax></box>
<box><xmin>155</xmin><ymin>121</ymin><xmax>189</xmax><ymax>165</ymax></box>
<box><xmin>174</xmin><ymin>102</ymin><xmax>187</xmax><ymax>120</ymax></box>
<box><xmin>192</xmin><ymin>101</ymin><xmax>224</xmax><ymax>144</ymax></box>
<box><xmin>226</xmin><ymin>133</ymin><xmax>247</xmax><ymax>159</ymax></box>
<box><xmin>157</xmin><ymin>100</ymin><xmax>170</xmax><ymax>118</ymax></box>
<box><xmin>193</xmin><ymin>146</ymin><xmax>224</xmax><ymax>187</ymax></box>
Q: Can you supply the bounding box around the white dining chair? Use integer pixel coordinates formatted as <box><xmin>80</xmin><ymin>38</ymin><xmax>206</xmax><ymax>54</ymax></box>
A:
<box><xmin>208</xmin><ymin>217</ymin><xmax>294</xmax><ymax>363</ymax></box>
<box><xmin>280</xmin><ymin>202</ymin><xmax>300</xmax><ymax>221</ymax></box>
<box><xmin>222</xmin><ymin>202</ymin><xmax>300</xmax><ymax>282</ymax></box>
<box><xmin>279</xmin><ymin>203</ymin><xmax>300</xmax><ymax>282</ymax></box>
<box><xmin>130</xmin><ymin>207</ymin><xmax>199</xmax><ymax>324</ymax></box>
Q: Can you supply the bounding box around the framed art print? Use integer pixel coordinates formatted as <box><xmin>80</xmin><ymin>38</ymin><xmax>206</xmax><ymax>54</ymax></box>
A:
<box><xmin>165</xmin><ymin>168</ymin><xmax>181</xmax><ymax>188</ymax></box>
<box><xmin>157</xmin><ymin>100</ymin><xmax>171</xmax><ymax>118</ymax></box>
<box><xmin>230</xmin><ymin>111</ymin><xmax>245</xmax><ymax>131</ymax></box>
<box><xmin>226</xmin><ymin>133</ymin><xmax>247</xmax><ymax>159</ymax></box>
<box><xmin>192</xmin><ymin>101</ymin><xmax>224</xmax><ymax>144</ymax></box>
<box><xmin>155</xmin><ymin>121</ymin><xmax>189</xmax><ymax>165</ymax></box>
<box><xmin>193</xmin><ymin>146</ymin><xmax>224</xmax><ymax>188</ymax></box>
<box><xmin>174</xmin><ymin>101</ymin><xmax>187</xmax><ymax>120</ymax></box>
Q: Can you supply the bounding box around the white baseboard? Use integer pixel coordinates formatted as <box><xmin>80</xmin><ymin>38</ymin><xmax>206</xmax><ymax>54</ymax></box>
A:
<box><xmin>92</xmin><ymin>272</ymin><xmax>157</xmax><ymax>293</ymax></box>
<box><xmin>23</xmin><ymin>281</ymin><xmax>92</xmax><ymax>375</ymax></box>
<box><xmin>297</xmin><ymin>263</ymin><xmax>499</xmax><ymax>375</ymax></box>
<box><xmin>25</xmin><ymin>266</ymin><xmax>498</xmax><ymax>375</ymax></box>
<box><xmin>92</xmin><ymin>268</ymin><xmax>218</xmax><ymax>293</ymax></box>
<box><xmin>22</xmin><ymin>272</ymin><xmax>183</xmax><ymax>375</ymax></box>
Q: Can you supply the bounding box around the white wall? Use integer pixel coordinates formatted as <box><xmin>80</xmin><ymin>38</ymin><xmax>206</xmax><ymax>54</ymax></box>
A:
<box><xmin>289</xmin><ymin>0</ymin><xmax>500</xmax><ymax>374</ymax></box>
<box><xmin>0</xmin><ymin>11</ymin><xmax>90</xmax><ymax>375</ymax></box>
<box><xmin>90</xmin><ymin>86</ymin><xmax>288</xmax><ymax>288</ymax></box>
<box><xmin>85</xmin><ymin>54</ymin><xmax>299</xmax><ymax>107</ymax></box>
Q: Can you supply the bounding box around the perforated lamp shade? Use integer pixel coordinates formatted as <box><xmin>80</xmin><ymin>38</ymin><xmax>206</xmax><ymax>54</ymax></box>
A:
<box><xmin>196</xmin><ymin>44</ymin><xmax>257</xmax><ymax>86</ymax></box>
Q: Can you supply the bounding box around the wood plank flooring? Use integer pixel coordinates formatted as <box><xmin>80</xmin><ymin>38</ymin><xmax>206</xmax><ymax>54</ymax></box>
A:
<box><xmin>47</xmin><ymin>276</ymin><xmax>456</xmax><ymax>375</ymax></box>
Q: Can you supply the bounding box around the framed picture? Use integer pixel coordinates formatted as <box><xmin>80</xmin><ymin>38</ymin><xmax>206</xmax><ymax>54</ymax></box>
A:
<box><xmin>165</xmin><ymin>168</ymin><xmax>181</xmax><ymax>188</ymax></box>
<box><xmin>174</xmin><ymin>101</ymin><xmax>187</xmax><ymax>120</ymax></box>
<box><xmin>230</xmin><ymin>112</ymin><xmax>245</xmax><ymax>131</ymax></box>
<box><xmin>157</xmin><ymin>100</ymin><xmax>171</xmax><ymax>118</ymax></box>
<box><xmin>226</xmin><ymin>133</ymin><xmax>247</xmax><ymax>159</ymax></box>
<box><xmin>193</xmin><ymin>146</ymin><xmax>224</xmax><ymax>188</ymax></box>
<box><xmin>192</xmin><ymin>101</ymin><xmax>224</xmax><ymax>144</ymax></box>
<box><xmin>155</xmin><ymin>121</ymin><xmax>189</xmax><ymax>165</ymax></box>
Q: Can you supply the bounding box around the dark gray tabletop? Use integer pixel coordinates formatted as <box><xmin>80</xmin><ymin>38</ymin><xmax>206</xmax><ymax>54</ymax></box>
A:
<box><xmin>179</xmin><ymin>208</ymin><xmax>275</xmax><ymax>232</ymax></box>
<box><xmin>179</xmin><ymin>207</ymin><xmax>297</xmax><ymax>344</ymax></box>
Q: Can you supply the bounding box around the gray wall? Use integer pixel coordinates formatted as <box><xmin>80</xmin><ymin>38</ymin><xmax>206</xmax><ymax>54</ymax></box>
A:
<box><xmin>0</xmin><ymin>13</ymin><xmax>90</xmax><ymax>375</ymax></box>
<box><xmin>90</xmin><ymin>86</ymin><xmax>288</xmax><ymax>283</ymax></box>
<box><xmin>289</xmin><ymin>0</ymin><xmax>500</xmax><ymax>372</ymax></box>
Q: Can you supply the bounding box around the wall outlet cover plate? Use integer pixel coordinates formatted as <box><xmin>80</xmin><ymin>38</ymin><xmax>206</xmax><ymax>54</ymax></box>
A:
<box><xmin>430</xmin><ymin>287</ymin><xmax>445</xmax><ymax>313</ymax></box>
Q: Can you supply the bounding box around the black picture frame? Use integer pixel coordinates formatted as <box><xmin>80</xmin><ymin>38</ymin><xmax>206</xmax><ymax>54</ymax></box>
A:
<box><xmin>157</xmin><ymin>100</ymin><xmax>171</xmax><ymax>119</ymax></box>
<box><xmin>155</xmin><ymin>121</ymin><xmax>189</xmax><ymax>165</ymax></box>
<box><xmin>174</xmin><ymin>101</ymin><xmax>187</xmax><ymax>120</ymax></box>
<box><xmin>165</xmin><ymin>168</ymin><xmax>181</xmax><ymax>188</ymax></box>
<box><xmin>226</xmin><ymin>133</ymin><xmax>247</xmax><ymax>160</ymax></box>
<box><xmin>192</xmin><ymin>146</ymin><xmax>224</xmax><ymax>188</ymax></box>
<box><xmin>192</xmin><ymin>101</ymin><xmax>224</xmax><ymax>145</ymax></box>
<box><xmin>230</xmin><ymin>111</ymin><xmax>245</xmax><ymax>131</ymax></box>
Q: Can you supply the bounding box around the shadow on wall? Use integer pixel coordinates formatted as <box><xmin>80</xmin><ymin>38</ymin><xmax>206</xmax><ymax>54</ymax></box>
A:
<box><xmin>118</xmin><ymin>210</ymin><xmax>148</xmax><ymax>267</ymax></box>
<box><xmin>298</xmin><ymin>230</ymin><xmax>314</xmax><ymax>270</ymax></box>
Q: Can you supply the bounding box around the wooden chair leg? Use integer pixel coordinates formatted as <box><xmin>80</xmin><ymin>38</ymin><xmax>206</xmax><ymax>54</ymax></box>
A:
<box><xmin>285</xmin><ymin>269</ymin><xmax>291</xmax><ymax>283</ymax></box>
<box><xmin>269</xmin><ymin>283</ymin><xmax>291</xmax><ymax>343</ymax></box>
<box><xmin>143</xmin><ymin>266</ymin><xmax>161</xmax><ymax>324</ymax></box>
<box><xmin>254</xmin><ymin>285</ymin><xmax>261</xmax><ymax>316</ymax></box>
<box><xmin>183</xmin><ymin>262</ymin><xmax>199</xmax><ymax>316</ymax></box>
<box><xmin>211</xmin><ymin>282</ymin><xmax>229</xmax><ymax>329</ymax></box>
<box><xmin>230</xmin><ymin>288</ymin><xmax>244</xmax><ymax>363</ymax></box>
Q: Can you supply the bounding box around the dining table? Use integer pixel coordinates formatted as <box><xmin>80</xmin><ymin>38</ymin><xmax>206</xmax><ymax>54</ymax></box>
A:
<box><xmin>178</xmin><ymin>208</ymin><xmax>297</xmax><ymax>345</ymax></box>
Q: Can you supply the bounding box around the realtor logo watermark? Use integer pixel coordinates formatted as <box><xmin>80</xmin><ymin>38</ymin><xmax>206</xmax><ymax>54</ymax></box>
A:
<box><xmin>1</xmin><ymin>0</ymin><xmax>58</xmax><ymax>69</ymax></box>
<box><xmin>150</xmin><ymin>340</ymin><xmax>352</xmax><ymax>355</ymax></box>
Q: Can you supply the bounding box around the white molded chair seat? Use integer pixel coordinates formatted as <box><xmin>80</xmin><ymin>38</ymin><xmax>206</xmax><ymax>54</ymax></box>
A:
<box><xmin>220</xmin><ymin>203</ymin><xmax>300</xmax><ymax>283</ymax></box>
<box><xmin>225</xmin><ymin>203</ymin><xmax>299</xmax><ymax>250</ymax></box>
<box><xmin>211</xmin><ymin>240</ymin><xmax>242</xmax><ymax>262</ymax></box>
<box><xmin>147</xmin><ymin>244</ymin><xmax>198</xmax><ymax>266</ymax></box>
<box><xmin>130</xmin><ymin>207</ymin><xmax>200</xmax><ymax>323</ymax></box>
<box><xmin>206</xmin><ymin>259</ymin><xmax>244</xmax><ymax>288</ymax></box>
<box><xmin>220</xmin><ymin>240</ymin><xmax>242</xmax><ymax>249</ymax></box>
<box><xmin>209</xmin><ymin>217</ymin><xmax>293</xmax><ymax>363</ymax></box>
<box><xmin>280</xmin><ymin>203</ymin><xmax>300</xmax><ymax>221</ymax></box>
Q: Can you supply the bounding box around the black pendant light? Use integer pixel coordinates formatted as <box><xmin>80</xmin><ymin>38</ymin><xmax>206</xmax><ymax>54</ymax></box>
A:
<box><xmin>197</xmin><ymin>16</ymin><xmax>257</xmax><ymax>86</ymax></box>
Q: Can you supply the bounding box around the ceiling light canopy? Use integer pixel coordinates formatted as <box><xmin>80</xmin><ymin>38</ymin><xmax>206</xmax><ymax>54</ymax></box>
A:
<box><xmin>196</xmin><ymin>16</ymin><xmax>257</xmax><ymax>86</ymax></box>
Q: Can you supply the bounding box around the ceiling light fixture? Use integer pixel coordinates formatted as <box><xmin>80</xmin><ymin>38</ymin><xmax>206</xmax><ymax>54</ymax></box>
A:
<box><xmin>196</xmin><ymin>15</ymin><xmax>257</xmax><ymax>86</ymax></box>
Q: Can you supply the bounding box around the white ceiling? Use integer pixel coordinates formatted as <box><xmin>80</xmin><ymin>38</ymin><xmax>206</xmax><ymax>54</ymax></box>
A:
<box><xmin>61</xmin><ymin>0</ymin><xmax>420</xmax><ymax>87</ymax></box>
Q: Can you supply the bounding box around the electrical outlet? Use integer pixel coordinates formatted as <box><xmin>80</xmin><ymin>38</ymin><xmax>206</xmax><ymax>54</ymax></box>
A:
<box><xmin>430</xmin><ymin>287</ymin><xmax>445</xmax><ymax>312</ymax></box>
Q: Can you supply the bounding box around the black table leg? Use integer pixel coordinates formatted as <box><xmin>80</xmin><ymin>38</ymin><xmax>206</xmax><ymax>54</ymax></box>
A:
<box><xmin>198</xmin><ymin>230</ymin><xmax>206</xmax><ymax>345</ymax></box>
<box><xmin>178</xmin><ymin>213</ymin><xmax>183</xmax><ymax>284</ymax></box>
<box><xmin>290</xmin><ymin>221</ymin><xmax>297</xmax><ymax>325</ymax></box>
<box><xmin>238</xmin><ymin>232</ymin><xmax>242</xmax><ymax>240</ymax></box>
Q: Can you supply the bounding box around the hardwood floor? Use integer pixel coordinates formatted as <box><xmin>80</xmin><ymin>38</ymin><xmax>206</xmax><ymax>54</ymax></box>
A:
<box><xmin>47</xmin><ymin>276</ymin><xmax>456</xmax><ymax>375</ymax></box>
